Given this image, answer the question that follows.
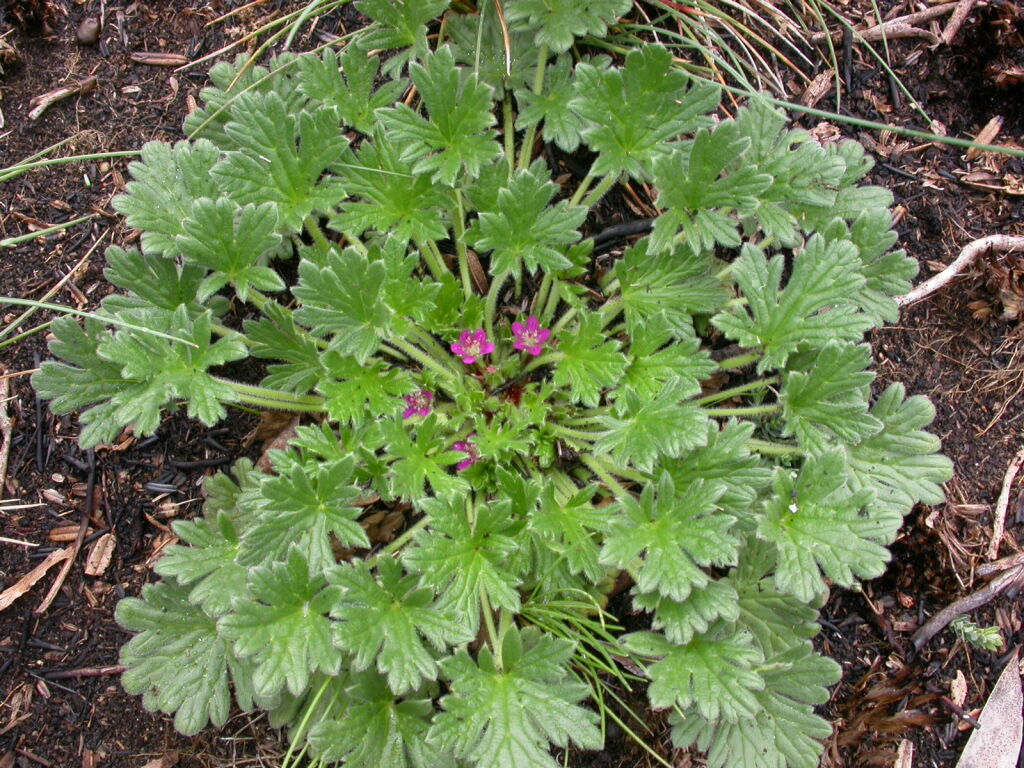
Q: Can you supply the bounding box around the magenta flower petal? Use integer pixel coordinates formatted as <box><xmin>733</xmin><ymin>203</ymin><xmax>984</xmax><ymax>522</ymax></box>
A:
<box><xmin>402</xmin><ymin>390</ymin><xmax>433</xmax><ymax>419</ymax></box>
<box><xmin>511</xmin><ymin>316</ymin><xmax>551</xmax><ymax>356</ymax></box>
<box><xmin>453</xmin><ymin>436</ymin><xmax>480</xmax><ymax>471</ymax></box>
<box><xmin>450</xmin><ymin>329</ymin><xmax>492</xmax><ymax>365</ymax></box>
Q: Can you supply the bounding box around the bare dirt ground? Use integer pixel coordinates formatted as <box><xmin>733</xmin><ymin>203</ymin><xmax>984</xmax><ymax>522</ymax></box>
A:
<box><xmin>1</xmin><ymin>2</ymin><xmax>1023</xmax><ymax>767</ymax></box>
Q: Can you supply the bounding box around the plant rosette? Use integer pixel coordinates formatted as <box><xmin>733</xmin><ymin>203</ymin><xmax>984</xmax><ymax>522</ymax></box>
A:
<box><xmin>31</xmin><ymin>3</ymin><xmax>952</xmax><ymax>768</ymax></box>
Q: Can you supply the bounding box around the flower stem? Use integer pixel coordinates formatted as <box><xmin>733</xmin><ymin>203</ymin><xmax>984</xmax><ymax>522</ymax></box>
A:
<box><xmin>580</xmin><ymin>453</ymin><xmax>631</xmax><ymax>500</ymax></box>
<box><xmin>549</xmin><ymin>423</ymin><xmax>604</xmax><ymax>443</ymax></box>
<box><xmin>568</xmin><ymin>171</ymin><xmax>595</xmax><ymax>207</ymax></box>
<box><xmin>746</xmin><ymin>438</ymin><xmax>803</xmax><ymax>456</ymax></box>
<box><xmin>532</xmin><ymin>272</ymin><xmax>553</xmax><ymax>318</ymax></box>
<box><xmin>452</xmin><ymin>188</ymin><xmax>472</xmax><ymax>300</ymax></box>
<box><xmin>409</xmin><ymin>326</ymin><xmax>456</xmax><ymax>369</ymax></box>
<box><xmin>303</xmin><ymin>214</ymin><xmax>330</xmax><ymax>253</ymax></box>
<box><xmin>517</xmin><ymin>43</ymin><xmax>549</xmax><ymax>171</ymax></box>
<box><xmin>522</xmin><ymin>351</ymin><xmax>564</xmax><ymax>374</ymax></box>
<box><xmin>717</xmin><ymin>351</ymin><xmax>762</xmax><ymax>371</ymax></box>
<box><xmin>384</xmin><ymin>338</ymin><xmax>457</xmax><ymax>382</ymax></box>
<box><xmin>705</xmin><ymin>404</ymin><xmax>780</xmax><ymax>418</ymax></box>
<box><xmin>503</xmin><ymin>94</ymin><xmax>515</xmax><ymax>180</ymax></box>
<box><xmin>416</xmin><ymin>236</ymin><xmax>448</xmax><ymax>281</ymax></box>
<box><xmin>485</xmin><ymin>271</ymin><xmax>509</xmax><ymax>347</ymax></box>
<box><xmin>580</xmin><ymin>173</ymin><xmax>619</xmax><ymax>209</ymax></box>
<box><xmin>219</xmin><ymin>378</ymin><xmax>326</xmax><ymax>412</ymax></box>
<box><xmin>695</xmin><ymin>376</ymin><xmax>779</xmax><ymax>406</ymax></box>
<box><xmin>598</xmin><ymin>297</ymin><xmax>623</xmax><ymax>328</ymax></box>
<box><xmin>479</xmin><ymin>582</ymin><xmax>502</xmax><ymax>669</ymax></box>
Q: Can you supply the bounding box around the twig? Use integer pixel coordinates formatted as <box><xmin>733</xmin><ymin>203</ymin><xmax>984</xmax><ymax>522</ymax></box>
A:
<box><xmin>811</xmin><ymin>2</ymin><xmax>960</xmax><ymax>43</ymax></box>
<box><xmin>0</xmin><ymin>547</ymin><xmax>72</xmax><ymax>612</ymax></box>
<box><xmin>911</xmin><ymin>561</ymin><xmax>1024</xmax><ymax>650</ymax></box>
<box><xmin>988</xmin><ymin>447</ymin><xmax>1024</xmax><ymax>560</ymax></box>
<box><xmin>939</xmin><ymin>695</ymin><xmax>983</xmax><ymax>728</ymax></box>
<box><xmin>897</xmin><ymin>235</ymin><xmax>1024</xmax><ymax>308</ymax></box>
<box><xmin>27</xmin><ymin>76</ymin><xmax>97</xmax><ymax>121</ymax></box>
<box><xmin>0</xmin><ymin>368</ymin><xmax>11</xmax><ymax>496</ymax></box>
<box><xmin>35</xmin><ymin>449</ymin><xmax>95</xmax><ymax>614</ymax></box>
<box><xmin>941</xmin><ymin>0</ymin><xmax>978</xmax><ymax>45</ymax></box>
<box><xmin>42</xmin><ymin>664</ymin><xmax>125</xmax><ymax>680</ymax></box>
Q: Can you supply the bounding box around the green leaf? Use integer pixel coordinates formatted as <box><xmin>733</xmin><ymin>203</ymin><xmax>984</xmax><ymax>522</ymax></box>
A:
<box><xmin>551</xmin><ymin>312</ymin><xmax>627</xmax><ymax>406</ymax></box>
<box><xmin>594</xmin><ymin>386</ymin><xmax>709</xmax><ymax>473</ymax></box>
<box><xmin>112</xmin><ymin>139</ymin><xmax>221</xmax><ymax>255</ymax></box>
<box><xmin>712</xmin><ymin>239</ymin><xmax>874</xmax><ymax>372</ymax></box>
<box><xmin>841</xmin><ymin>384</ymin><xmax>952</xmax><ymax>541</ymax></box>
<box><xmin>96</xmin><ymin>307</ymin><xmax>247</xmax><ymax>431</ymax></box>
<box><xmin>514</xmin><ymin>55</ymin><xmax>584</xmax><ymax>152</ymax></box>
<box><xmin>176</xmin><ymin>198</ymin><xmax>284</xmax><ymax>302</ymax></box>
<box><xmin>622</xmin><ymin>313</ymin><xmax>717</xmax><ymax>401</ymax></box>
<box><xmin>670</xmin><ymin>643</ymin><xmax>840</xmax><ymax>768</ymax></box>
<box><xmin>240</xmin><ymin>458</ymin><xmax>370</xmax><ymax>571</ymax></box>
<box><xmin>378</xmin><ymin>46</ymin><xmax>501</xmax><ymax>185</ymax></box>
<box><xmin>447</xmin><ymin>8</ymin><xmax>538</xmax><ymax>98</ymax></box>
<box><xmin>466</xmin><ymin>161</ymin><xmax>587</xmax><ymax>278</ymax></box>
<box><xmin>614</xmin><ymin>239</ymin><xmax>729</xmax><ymax>336</ymax></box>
<box><xmin>383</xmin><ymin>415</ymin><xmax>469</xmax><ymax>503</ymax></box>
<box><xmin>319</xmin><ymin>351</ymin><xmax>410</xmax><ymax>427</ymax></box>
<box><xmin>356</xmin><ymin>0</ymin><xmax>447</xmax><ymax>56</ymax></box>
<box><xmin>633</xmin><ymin>580</ymin><xmax>740</xmax><ymax>645</ymax></box>
<box><xmin>824</xmin><ymin>211</ymin><xmax>918</xmax><ymax>325</ymax></box>
<box><xmin>296</xmin><ymin>47</ymin><xmax>407</xmax><ymax>133</ymax></box>
<box><xmin>293</xmin><ymin>248</ymin><xmax>391</xmax><ymax>363</ymax></box>
<box><xmin>756</xmin><ymin>452</ymin><xmax>888</xmax><ymax>602</ymax></box>
<box><xmin>571</xmin><ymin>45</ymin><xmax>719</xmax><ymax>179</ymax></box>
<box><xmin>244</xmin><ymin>301</ymin><xmax>324</xmax><ymax>394</ymax></box>
<box><xmin>219</xmin><ymin>547</ymin><xmax>343</xmax><ymax>698</ymax></box>
<box><xmin>663</xmin><ymin>420</ymin><xmax>772</xmax><ymax>515</ymax></box>
<box><xmin>531</xmin><ymin>483</ymin><xmax>609</xmax><ymax>582</ymax></box>
<box><xmin>329</xmin><ymin>559</ymin><xmax>471</xmax><ymax>695</ymax></box>
<box><xmin>599</xmin><ymin>473</ymin><xmax>737</xmax><ymax>601</ymax></box>
<box><xmin>331</xmin><ymin>132</ymin><xmax>448</xmax><ymax>246</ymax></box>
<box><xmin>103</xmin><ymin>246</ymin><xmax>205</xmax><ymax>311</ymax></box>
<box><xmin>155</xmin><ymin>510</ymin><xmax>249</xmax><ymax>617</ymax></box>
<box><xmin>779</xmin><ymin>342</ymin><xmax>882</xmax><ymax>453</ymax></box>
<box><xmin>622</xmin><ymin>629</ymin><xmax>765</xmax><ymax>722</ymax></box>
<box><xmin>183</xmin><ymin>54</ymin><xmax>306</xmax><ymax>146</ymax></box>
<box><xmin>212</xmin><ymin>91</ymin><xmax>349</xmax><ymax>231</ymax></box>
<box><xmin>650</xmin><ymin>123</ymin><xmax>773</xmax><ymax>253</ymax></box>
<box><xmin>117</xmin><ymin>581</ymin><xmax>236</xmax><ymax>735</ymax></box>
<box><xmin>505</xmin><ymin>0</ymin><xmax>631</xmax><ymax>52</ymax></box>
<box><xmin>430</xmin><ymin>627</ymin><xmax>603</xmax><ymax>768</ymax></box>
<box><xmin>404</xmin><ymin>495</ymin><xmax>521</xmax><ymax>633</ymax></box>
<box><xmin>308</xmin><ymin>671</ymin><xmax>453</xmax><ymax>768</ymax></box>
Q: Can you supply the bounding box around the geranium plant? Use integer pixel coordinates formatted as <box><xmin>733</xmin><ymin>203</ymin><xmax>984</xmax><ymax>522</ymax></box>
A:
<box><xmin>32</xmin><ymin>2</ymin><xmax>952</xmax><ymax>767</ymax></box>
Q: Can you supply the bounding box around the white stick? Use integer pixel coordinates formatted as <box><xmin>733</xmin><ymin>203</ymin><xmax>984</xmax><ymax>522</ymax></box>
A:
<box><xmin>988</xmin><ymin>447</ymin><xmax>1024</xmax><ymax>560</ymax></box>
<box><xmin>896</xmin><ymin>235</ymin><xmax>1024</xmax><ymax>308</ymax></box>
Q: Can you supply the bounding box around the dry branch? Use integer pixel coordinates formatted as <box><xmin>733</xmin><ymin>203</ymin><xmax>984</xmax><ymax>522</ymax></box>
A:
<box><xmin>941</xmin><ymin>0</ymin><xmax>979</xmax><ymax>45</ymax></box>
<box><xmin>810</xmin><ymin>2</ymin><xmax>960</xmax><ymax>44</ymax></box>
<box><xmin>0</xmin><ymin>547</ymin><xmax>72</xmax><ymax>613</ymax></box>
<box><xmin>988</xmin><ymin>447</ymin><xmax>1024</xmax><ymax>560</ymax></box>
<box><xmin>27</xmin><ymin>76</ymin><xmax>97</xmax><ymax>122</ymax></box>
<box><xmin>897</xmin><ymin>235</ymin><xmax>1024</xmax><ymax>308</ymax></box>
<box><xmin>911</xmin><ymin>556</ymin><xmax>1024</xmax><ymax>650</ymax></box>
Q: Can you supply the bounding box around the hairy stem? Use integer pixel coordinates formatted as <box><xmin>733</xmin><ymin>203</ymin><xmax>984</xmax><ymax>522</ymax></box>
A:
<box><xmin>452</xmin><ymin>189</ymin><xmax>473</xmax><ymax>300</ymax></box>
<box><xmin>717</xmin><ymin>351</ymin><xmax>761</xmax><ymax>371</ymax></box>
<box><xmin>580</xmin><ymin>453</ymin><xmax>632</xmax><ymax>500</ymax></box>
<box><xmin>485</xmin><ymin>271</ymin><xmax>510</xmax><ymax>347</ymax></box>
<box><xmin>704</xmin><ymin>404</ymin><xmax>780</xmax><ymax>418</ymax></box>
<box><xmin>517</xmin><ymin>43</ymin><xmax>549</xmax><ymax>171</ymax></box>
<box><xmin>746</xmin><ymin>438</ymin><xmax>803</xmax><ymax>456</ymax></box>
<box><xmin>695</xmin><ymin>376</ymin><xmax>779</xmax><ymax>406</ymax></box>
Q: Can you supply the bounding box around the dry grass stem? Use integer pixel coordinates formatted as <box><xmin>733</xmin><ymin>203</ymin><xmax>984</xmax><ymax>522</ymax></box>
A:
<box><xmin>27</xmin><ymin>76</ymin><xmax>97</xmax><ymax>121</ymax></box>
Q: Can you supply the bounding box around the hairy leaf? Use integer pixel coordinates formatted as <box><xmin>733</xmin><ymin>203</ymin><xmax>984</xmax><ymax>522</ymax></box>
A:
<box><xmin>712</xmin><ymin>238</ymin><xmax>873</xmax><ymax>372</ymax></box>
<box><xmin>219</xmin><ymin>547</ymin><xmax>342</xmax><ymax>698</ymax></box>
<box><xmin>506</xmin><ymin>0</ymin><xmax>631</xmax><ymax>52</ymax></box>
<box><xmin>430</xmin><ymin>627</ymin><xmax>603</xmax><ymax>768</ymax></box>
<box><xmin>551</xmin><ymin>312</ymin><xmax>628</xmax><ymax>406</ymax></box>
<box><xmin>329</xmin><ymin>559</ymin><xmax>471</xmax><ymax>695</ymax></box>
<box><xmin>600</xmin><ymin>473</ymin><xmax>737</xmax><ymax>601</ymax></box>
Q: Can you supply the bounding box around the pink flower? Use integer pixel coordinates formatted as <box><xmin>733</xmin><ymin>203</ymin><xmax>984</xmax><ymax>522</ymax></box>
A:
<box><xmin>453</xmin><ymin>436</ymin><xmax>480</xmax><ymax>471</ymax></box>
<box><xmin>450</xmin><ymin>329</ymin><xmax>494</xmax><ymax>364</ymax></box>
<box><xmin>402</xmin><ymin>389</ymin><xmax>433</xmax><ymax>419</ymax></box>
<box><xmin>511</xmin><ymin>316</ymin><xmax>551</xmax><ymax>356</ymax></box>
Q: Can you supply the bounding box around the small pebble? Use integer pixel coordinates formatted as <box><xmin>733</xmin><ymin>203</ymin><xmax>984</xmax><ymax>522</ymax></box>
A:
<box><xmin>76</xmin><ymin>17</ymin><xmax>100</xmax><ymax>45</ymax></box>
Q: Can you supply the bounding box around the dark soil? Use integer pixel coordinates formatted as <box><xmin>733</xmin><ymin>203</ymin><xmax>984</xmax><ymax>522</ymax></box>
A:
<box><xmin>1</xmin><ymin>2</ymin><xmax>1023</xmax><ymax>767</ymax></box>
